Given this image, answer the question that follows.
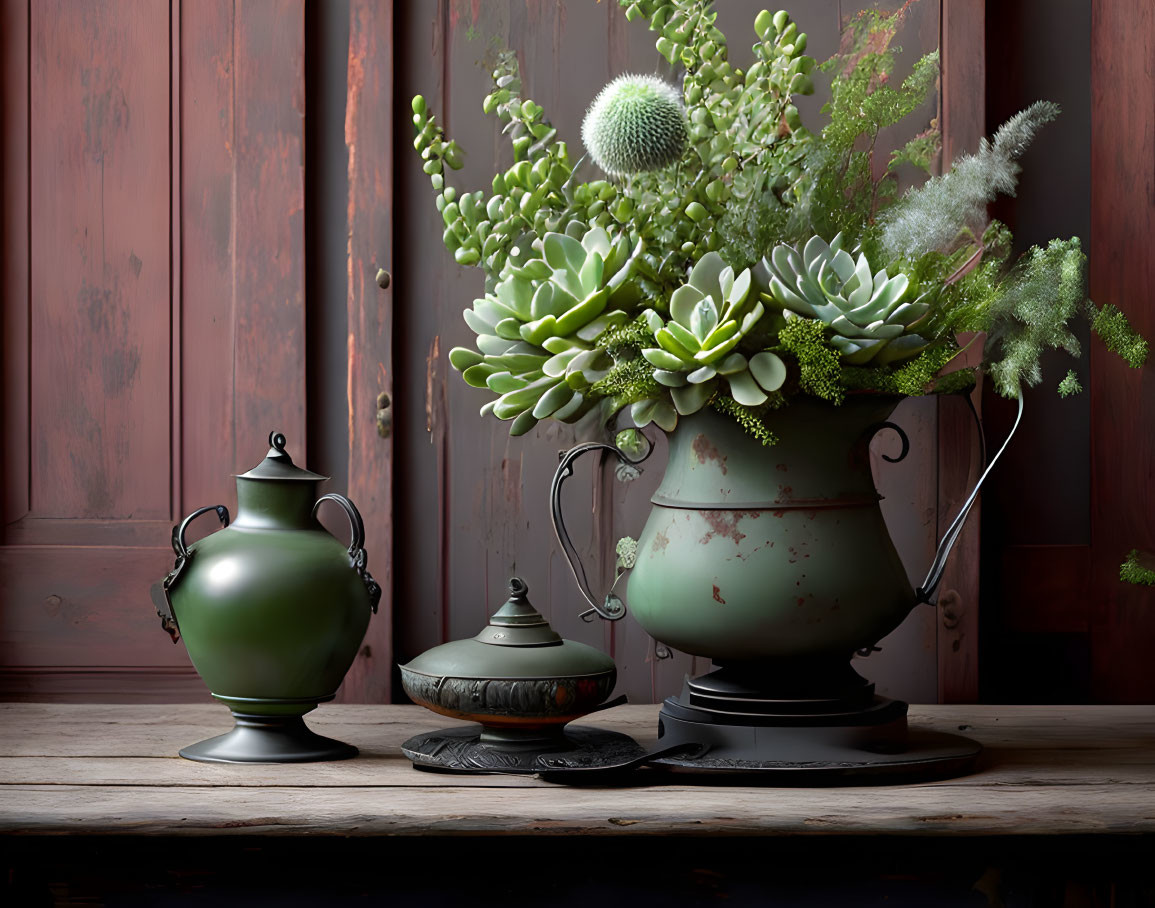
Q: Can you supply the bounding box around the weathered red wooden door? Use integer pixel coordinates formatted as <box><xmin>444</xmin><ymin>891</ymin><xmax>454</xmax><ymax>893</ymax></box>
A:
<box><xmin>0</xmin><ymin>0</ymin><xmax>394</xmax><ymax>702</ymax></box>
<box><xmin>1087</xmin><ymin>0</ymin><xmax>1155</xmax><ymax>701</ymax></box>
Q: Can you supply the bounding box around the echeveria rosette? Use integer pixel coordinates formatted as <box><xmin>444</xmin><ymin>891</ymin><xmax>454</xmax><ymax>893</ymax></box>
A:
<box><xmin>449</xmin><ymin>225</ymin><xmax>642</xmax><ymax>436</ymax></box>
<box><xmin>758</xmin><ymin>234</ymin><xmax>931</xmax><ymax>366</ymax></box>
<box><xmin>631</xmin><ymin>253</ymin><xmax>786</xmax><ymax>431</ymax></box>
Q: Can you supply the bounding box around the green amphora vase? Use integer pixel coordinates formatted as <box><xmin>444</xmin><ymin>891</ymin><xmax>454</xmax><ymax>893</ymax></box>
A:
<box><xmin>154</xmin><ymin>431</ymin><xmax>380</xmax><ymax>764</ymax></box>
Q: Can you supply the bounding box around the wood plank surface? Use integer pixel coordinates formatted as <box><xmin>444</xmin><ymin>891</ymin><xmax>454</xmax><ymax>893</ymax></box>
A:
<box><xmin>0</xmin><ymin>704</ymin><xmax>1152</xmax><ymax>837</ymax></box>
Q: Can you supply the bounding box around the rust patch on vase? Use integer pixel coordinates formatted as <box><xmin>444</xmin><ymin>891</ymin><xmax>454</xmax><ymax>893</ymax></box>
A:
<box><xmin>692</xmin><ymin>434</ymin><xmax>727</xmax><ymax>474</ymax></box>
<box><xmin>712</xmin><ymin>584</ymin><xmax>726</xmax><ymax>604</ymax></box>
<box><xmin>699</xmin><ymin>510</ymin><xmax>758</xmax><ymax>545</ymax></box>
<box><xmin>652</xmin><ymin>530</ymin><xmax>670</xmax><ymax>553</ymax></box>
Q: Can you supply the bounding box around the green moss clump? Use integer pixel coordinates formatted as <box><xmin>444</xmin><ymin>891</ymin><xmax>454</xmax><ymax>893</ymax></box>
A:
<box><xmin>842</xmin><ymin>344</ymin><xmax>956</xmax><ymax>397</ymax></box>
<box><xmin>777</xmin><ymin>317</ymin><xmax>844</xmax><ymax>403</ymax></box>
<box><xmin>710</xmin><ymin>396</ymin><xmax>778</xmax><ymax>447</ymax></box>
<box><xmin>1058</xmin><ymin>370</ymin><xmax>1082</xmax><ymax>398</ymax></box>
<box><xmin>1092</xmin><ymin>304</ymin><xmax>1148</xmax><ymax>368</ymax></box>
<box><xmin>590</xmin><ymin>319</ymin><xmax>662</xmax><ymax>411</ymax></box>
<box><xmin>932</xmin><ymin>367</ymin><xmax>979</xmax><ymax>396</ymax></box>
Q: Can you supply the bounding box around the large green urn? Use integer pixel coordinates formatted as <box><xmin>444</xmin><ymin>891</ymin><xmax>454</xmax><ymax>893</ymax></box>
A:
<box><xmin>553</xmin><ymin>394</ymin><xmax>988</xmax><ymax>779</ymax></box>
<box><xmin>154</xmin><ymin>432</ymin><xmax>380</xmax><ymax>763</ymax></box>
<box><xmin>627</xmin><ymin>395</ymin><xmax>912</xmax><ymax>665</ymax></box>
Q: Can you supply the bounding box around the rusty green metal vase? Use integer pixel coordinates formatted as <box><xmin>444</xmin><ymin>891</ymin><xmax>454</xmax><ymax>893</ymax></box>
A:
<box><xmin>627</xmin><ymin>395</ymin><xmax>911</xmax><ymax>665</ymax></box>
<box><xmin>552</xmin><ymin>394</ymin><xmax>986</xmax><ymax>778</ymax></box>
<box><xmin>153</xmin><ymin>432</ymin><xmax>381</xmax><ymax>764</ymax></box>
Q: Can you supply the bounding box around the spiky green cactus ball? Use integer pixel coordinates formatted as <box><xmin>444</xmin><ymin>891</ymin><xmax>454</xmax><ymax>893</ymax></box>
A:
<box><xmin>581</xmin><ymin>74</ymin><xmax>688</xmax><ymax>177</ymax></box>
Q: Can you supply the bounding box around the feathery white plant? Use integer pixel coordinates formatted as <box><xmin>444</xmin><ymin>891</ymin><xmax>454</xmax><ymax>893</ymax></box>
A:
<box><xmin>879</xmin><ymin>101</ymin><xmax>1061</xmax><ymax>262</ymax></box>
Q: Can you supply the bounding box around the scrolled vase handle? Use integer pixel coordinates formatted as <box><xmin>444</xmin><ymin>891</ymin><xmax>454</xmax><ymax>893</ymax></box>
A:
<box><xmin>314</xmin><ymin>493</ymin><xmax>381</xmax><ymax>614</ymax></box>
<box><xmin>550</xmin><ymin>433</ymin><xmax>654</xmax><ymax>623</ymax></box>
<box><xmin>155</xmin><ymin>504</ymin><xmax>231</xmax><ymax>643</ymax></box>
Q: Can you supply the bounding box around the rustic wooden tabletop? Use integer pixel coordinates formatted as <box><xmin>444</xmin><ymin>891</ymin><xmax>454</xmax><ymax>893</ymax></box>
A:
<box><xmin>1</xmin><ymin>703</ymin><xmax>1153</xmax><ymax>838</ymax></box>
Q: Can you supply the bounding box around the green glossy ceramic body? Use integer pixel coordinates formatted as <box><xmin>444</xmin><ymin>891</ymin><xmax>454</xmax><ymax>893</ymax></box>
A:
<box><xmin>169</xmin><ymin>478</ymin><xmax>372</xmax><ymax>717</ymax></box>
<box><xmin>627</xmin><ymin>396</ymin><xmax>914</xmax><ymax>665</ymax></box>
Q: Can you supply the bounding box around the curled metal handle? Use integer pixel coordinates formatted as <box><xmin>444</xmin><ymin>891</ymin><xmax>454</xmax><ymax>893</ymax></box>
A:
<box><xmin>868</xmin><ymin>421</ymin><xmax>910</xmax><ymax>463</ymax></box>
<box><xmin>158</xmin><ymin>504</ymin><xmax>230</xmax><ymax>642</ymax></box>
<box><xmin>314</xmin><ymin>493</ymin><xmax>365</xmax><ymax>558</ymax></box>
<box><xmin>917</xmin><ymin>390</ymin><xmax>1024</xmax><ymax>605</ymax></box>
<box><xmin>314</xmin><ymin>493</ymin><xmax>380</xmax><ymax>614</ymax></box>
<box><xmin>550</xmin><ymin>433</ymin><xmax>654</xmax><ymax>622</ymax></box>
<box><xmin>172</xmin><ymin>505</ymin><xmax>230</xmax><ymax>560</ymax></box>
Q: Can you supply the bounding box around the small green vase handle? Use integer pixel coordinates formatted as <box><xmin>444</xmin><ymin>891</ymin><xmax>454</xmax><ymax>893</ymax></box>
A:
<box><xmin>154</xmin><ymin>504</ymin><xmax>231</xmax><ymax>643</ymax></box>
<box><xmin>314</xmin><ymin>493</ymin><xmax>381</xmax><ymax>614</ymax></box>
<box><xmin>172</xmin><ymin>505</ymin><xmax>231</xmax><ymax>560</ymax></box>
<box><xmin>550</xmin><ymin>434</ymin><xmax>654</xmax><ymax>623</ymax></box>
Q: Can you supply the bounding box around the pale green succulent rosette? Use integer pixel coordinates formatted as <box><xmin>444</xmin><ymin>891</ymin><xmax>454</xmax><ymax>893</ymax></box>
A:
<box><xmin>449</xmin><ymin>225</ymin><xmax>641</xmax><ymax>436</ymax></box>
<box><xmin>760</xmin><ymin>234</ymin><xmax>930</xmax><ymax>366</ymax></box>
<box><xmin>632</xmin><ymin>252</ymin><xmax>786</xmax><ymax>431</ymax></box>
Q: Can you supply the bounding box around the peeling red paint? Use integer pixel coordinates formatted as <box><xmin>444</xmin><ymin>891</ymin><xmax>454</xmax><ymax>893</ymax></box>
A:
<box><xmin>692</xmin><ymin>434</ymin><xmax>728</xmax><ymax>474</ymax></box>
<box><xmin>776</xmin><ymin>463</ymin><xmax>788</xmax><ymax>472</ymax></box>
<box><xmin>778</xmin><ymin>484</ymin><xmax>794</xmax><ymax>499</ymax></box>
<box><xmin>712</xmin><ymin>584</ymin><xmax>726</xmax><ymax>604</ymax></box>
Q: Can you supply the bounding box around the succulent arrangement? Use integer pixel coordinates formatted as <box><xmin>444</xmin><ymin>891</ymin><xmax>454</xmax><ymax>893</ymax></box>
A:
<box><xmin>411</xmin><ymin>0</ymin><xmax>1146</xmax><ymax>442</ymax></box>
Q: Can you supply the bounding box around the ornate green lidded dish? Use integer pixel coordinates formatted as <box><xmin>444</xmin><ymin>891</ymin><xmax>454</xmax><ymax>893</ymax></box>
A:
<box><xmin>153</xmin><ymin>431</ymin><xmax>380</xmax><ymax>764</ymax></box>
<box><xmin>400</xmin><ymin>578</ymin><xmax>642</xmax><ymax>773</ymax></box>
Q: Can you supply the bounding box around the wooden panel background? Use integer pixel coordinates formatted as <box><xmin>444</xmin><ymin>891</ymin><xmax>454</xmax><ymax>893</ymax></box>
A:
<box><xmin>975</xmin><ymin>0</ymin><xmax>1154</xmax><ymax>705</ymax></box>
<box><xmin>936</xmin><ymin>0</ymin><xmax>985</xmax><ymax>703</ymax></box>
<box><xmin>338</xmin><ymin>0</ymin><xmax>394</xmax><ymax>703</ymax></box>
<box><xmin>0</xmin><ymin>0</ymin><xmax>328</xmax><ymax>701</ymax></box>
<box><xmin>2</xmin><ymin>0</ymin><xmax>984</xmax><ymax>705</ymax></box>
<box><xmin>392</xmin><ymin>0</ymin><xmax>975</xmax><ymax>705</ymax></box>
<box><xmin>1088</xmin><ymin>0</ymin><xmax>1155</xmax><ymax>702</ymax></box>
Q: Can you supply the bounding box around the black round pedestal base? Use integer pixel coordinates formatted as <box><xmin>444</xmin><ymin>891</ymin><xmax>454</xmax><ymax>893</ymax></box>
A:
<box><xmin>402</xmin><ymin>725</ymin><xmax>645</xmax><ymax>774</ymax></box>
<box><xmin>651</xmin><ymin>693</ymin><xmax>981</xmax><ymax>783</ymax></box>
<box><xmin>179</xmin><ymin>714</ymin><xmax>358</xmax><ymax>764</ymax></box>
